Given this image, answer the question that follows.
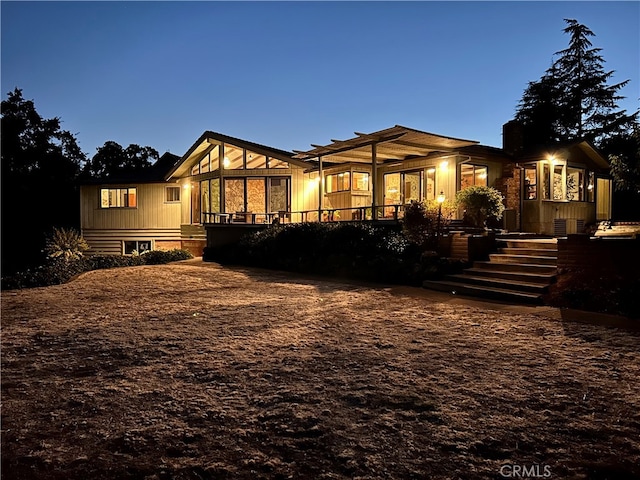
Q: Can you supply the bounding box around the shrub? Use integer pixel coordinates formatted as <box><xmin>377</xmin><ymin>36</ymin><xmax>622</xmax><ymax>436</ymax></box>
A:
<box><xmin>140</xmin><ymin>249</ymin><xmax>193</xmax><ymax>265</ymax></box>
<box><xmin>455</xmin><ymin>186</ymin><xmax>505</xmax><ymax>228</ymax></box>
<box><xmin>402</xmin><ymin>200</ymin><xmax>453</xmax><ymax>249</ymax></box>
<box><xmin>45</xmin><ymin>227</ymin><xmax>89</xmax><ymax>261</ymax></box>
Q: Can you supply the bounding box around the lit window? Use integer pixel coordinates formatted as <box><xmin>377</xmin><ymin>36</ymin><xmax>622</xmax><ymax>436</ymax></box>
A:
<box><xmin>460</xmin><ymin>165</ymin><xmax>487</xmax><ymax>189</ymax></box>
<box><xmin>524</xmin><ymin>165</ymin><xmax>537</xmax><ymax>200</ymax></box>
<box><xmin>165</xmin><ymin>186</ymin><xmax>180</xmax><ymax>202</ymax></box>
<box><xmin>353</xmin><ymin>172</ymin><xmax>369</xmax><ymax>191</ymax></box>
<box><xmin>567</xmin><ymin>167</ymin><xmax>586</xmax><ymax>201</ymax></box>
<box><xmin>100</xmin><ymin>188</ymin><xmax>137</xmax><ymax>208</ymax></box>
<box><xmin>124</xmin><ymin>240</ymin><xmax>151</xmax><ymax>255</ymax></box>
<box><xmin>325</xmin><ymin>172</ymin><xmax>351</xmax><ymax>193</ymax></box>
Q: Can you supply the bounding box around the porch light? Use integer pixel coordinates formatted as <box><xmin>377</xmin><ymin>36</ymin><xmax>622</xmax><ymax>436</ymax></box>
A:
<box><xmin>437</xmin><ymin>191</ymin><xmax>445</xmax><ymax>204</ymax></box>
<box><xmin>588</xmin><ymin>183</ymin><xmax>594</xmax><ymax>191</ymax></box>
<box><xmin>440</xmin><ymin>160</ymin><xmax>448</xmax><ymax>170</ymax></box>
<box><xmin>223</xmin><ymin>156</ymin><xmax>230</xmax><ymax>168</ymax></box>
<box><xmin>183</xmin><ymin>184</ymin><xmax>190</xmax><ymax>190</ymax></box>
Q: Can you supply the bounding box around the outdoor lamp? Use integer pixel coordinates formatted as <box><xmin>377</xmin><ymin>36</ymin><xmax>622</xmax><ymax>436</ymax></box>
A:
<box><xmin>223</xmin><ymin>156</ymin><xmax>230</xmax><ymax>168</ymax></box>
<box><xmin>437</xmin><ymin>191</ymin><xmax>445</xmax><ymax>204</ymax></box>
<box><xmin>436</xmin><ymin>191</ymin><xmax>445</xmax><ymax>239</ymax></box>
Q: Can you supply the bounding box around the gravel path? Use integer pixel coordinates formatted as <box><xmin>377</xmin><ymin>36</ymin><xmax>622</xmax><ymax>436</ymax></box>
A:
<box><xmin>2</xmin><ymin>260</ymin><xmax>639</xmax><ymax>479</ymax></box>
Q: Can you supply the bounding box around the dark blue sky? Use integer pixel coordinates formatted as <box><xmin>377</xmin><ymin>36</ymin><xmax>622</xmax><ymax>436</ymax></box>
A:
<box><xmin>2</xmin><ymin>1</ymin><xmax>638</xmax><ymax>158</ymax></box>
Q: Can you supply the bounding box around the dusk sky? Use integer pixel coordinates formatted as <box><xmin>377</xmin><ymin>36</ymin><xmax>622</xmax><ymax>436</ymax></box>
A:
<box><xmin>2</xmin><ymin>1</ymin><xmax>638</xmax><ymax>159</ymax></box>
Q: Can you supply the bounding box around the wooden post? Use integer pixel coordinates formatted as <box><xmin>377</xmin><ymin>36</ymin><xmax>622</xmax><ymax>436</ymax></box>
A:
<box><xmin>371</xmin><ymin>143</ymin><xmax>378</xmax><ymax>220</ymax></box>
<box><xmin>318</xmin><ymin>156</ymin><xmax>323</xmax><ymax>222</ymax></box>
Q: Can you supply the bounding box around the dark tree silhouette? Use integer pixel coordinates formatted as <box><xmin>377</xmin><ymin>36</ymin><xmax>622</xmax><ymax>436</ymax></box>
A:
<box><xmin>515</xmin><ymin>19</ymin><xmax>637</xmax><ymax>148</ymax></box>
<box><xmin>82</xmin><ymin>141</ymin><xmax>158</xmax><ymax>179</ymax></box>
<box><xmin>1</xmin><ymin>88</ymin><xmax>86</xmax><ymax>273</ymax></box>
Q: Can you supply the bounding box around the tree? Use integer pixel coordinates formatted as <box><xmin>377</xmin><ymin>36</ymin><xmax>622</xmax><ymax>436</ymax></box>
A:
<box><xmin>515</xmin><ymin>19</ymin><xmax>637</xmax><ymax>148</ymax></box>
<box><xmin>82</xmin><ymin>141</ymin><xmax>158</xmax><ymax>179</ymax></box>
<box><xmin>607</xmin><ymin>125</ymin><xmax>640</xmax><ymax>193</ymax></box>
<box><xmin>455</xmin><ymin>186</ymin><xmax>505</xmax><ymax>228</ymax></box>
<box><xmin>1</xmin><ymin>88</ymin><xmax>86</xmax><ymax>273</ymax></box>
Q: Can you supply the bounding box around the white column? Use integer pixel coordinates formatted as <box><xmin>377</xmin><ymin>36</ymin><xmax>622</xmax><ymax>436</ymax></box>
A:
<box><xmin>371</xmin><ymin>143</ymin><xmax>378</xmax><ymax>220</ymax></box>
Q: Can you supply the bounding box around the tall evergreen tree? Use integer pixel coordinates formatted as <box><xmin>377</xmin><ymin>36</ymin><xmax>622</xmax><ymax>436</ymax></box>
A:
<box><xmin>515</xmin><ymin>19</ymin><xmax>637</xmax><ymax>148</ymax></box>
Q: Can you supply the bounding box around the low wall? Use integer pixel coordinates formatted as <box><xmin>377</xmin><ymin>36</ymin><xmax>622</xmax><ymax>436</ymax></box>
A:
<box><xmin>205</xmin><ymin>224</ymin><xmax>269</xmax><ymax>250</ymax></box>
<box><xmin>557</xmin><ymin>234</ymin><xmax>640</xmax><ymax>275</ymax></box>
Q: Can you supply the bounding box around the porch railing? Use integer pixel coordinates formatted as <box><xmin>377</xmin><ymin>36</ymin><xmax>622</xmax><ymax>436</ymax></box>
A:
<box><xmin>201</xmin><ymin>204</ymin><xmax>407</xmax><ymax>225</ymax></box>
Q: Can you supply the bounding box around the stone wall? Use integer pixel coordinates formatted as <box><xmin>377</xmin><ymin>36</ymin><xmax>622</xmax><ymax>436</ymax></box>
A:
<box><xmin>557</xmin><ymin>234</ymin><xmax>640</xmax><ymax>275</ymax></box>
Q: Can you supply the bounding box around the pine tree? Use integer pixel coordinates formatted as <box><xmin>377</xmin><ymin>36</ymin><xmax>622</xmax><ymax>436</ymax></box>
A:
<box><xmin>515</xmin><ymin>19</ymin><xmax>637</xmax><ymax>148</ymax></box>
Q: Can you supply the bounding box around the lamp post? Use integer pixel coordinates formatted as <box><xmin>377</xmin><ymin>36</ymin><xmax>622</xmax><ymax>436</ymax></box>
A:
<box><xmin>437</xmin><ymin>191</ymin><xmax>445</xmax><ymax>239</ymax></box>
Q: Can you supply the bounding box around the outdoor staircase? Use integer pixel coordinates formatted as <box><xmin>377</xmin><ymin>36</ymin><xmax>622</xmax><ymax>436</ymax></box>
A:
<box><xmin>423</xmin><ymin>238</ymin><xmax>558</xmax><ymax>304</ymax></box>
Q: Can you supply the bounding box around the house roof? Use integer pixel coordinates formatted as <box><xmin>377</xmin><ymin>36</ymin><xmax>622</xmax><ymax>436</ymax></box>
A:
<box><xmin>79</xmin><ymin>152</ymin><xmax>181</xmax><ymax>185</ymax></box>
<box><xmin>166</xmin><ymin>131</ymin><xmax>308</xmax><ymax>179</ymax></box>
<box><xmin>292</xmin><ymin>125</ymin><xmax>479</xmax><ymax>165</ymax></box>
<box><xmin>516</xmin><ymin>140</ymin><xmax>610</xmax><ymax>172</ymax></box>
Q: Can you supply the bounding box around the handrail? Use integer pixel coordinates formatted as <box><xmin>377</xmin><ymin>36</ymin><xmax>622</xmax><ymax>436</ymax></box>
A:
<box><xmin>201</xmin><ymin>204</ymin><xmax>408</xmax><ymax>225</ymax></box>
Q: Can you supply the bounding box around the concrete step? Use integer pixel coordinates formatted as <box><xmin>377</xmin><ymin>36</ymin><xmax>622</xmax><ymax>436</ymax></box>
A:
<box><xmin>422</xmin><ymin>280</ymin><xmax>543</xmax><ymax>304</ymax></box>
<box><xmin>463</xmin><ymin>268</ymin><xmax>556</xmax><ymax>285</ymax></box>
<box><xmin>498</xmin><ymin>247</ymin><xmax>558</xmax><ymax>257</ymax></box>
<box><xmin>446</xmin><ymin>274</ymin><xmax>549</xmax><ymax>294</ymax></box>
<box><xmin>473</xmin><ymin>261</ymin><xmax>557</xmax><ymax>275</ymax></box>
<box><xmin>489</xmin><ymin>254</ymin><xmax>557</xmax><ymax>265</ymax></box>
<box><xmin>501</xmin><ymin>239</ymin><xmax>558</xmax><ymax>250</ymax></box>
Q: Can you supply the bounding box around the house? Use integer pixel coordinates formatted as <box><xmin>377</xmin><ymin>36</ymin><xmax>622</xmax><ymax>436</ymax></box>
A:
<box><xmin>79</xmin><ymin>123</ymin><xmax>613</xmax><ymax>255</ymax></box>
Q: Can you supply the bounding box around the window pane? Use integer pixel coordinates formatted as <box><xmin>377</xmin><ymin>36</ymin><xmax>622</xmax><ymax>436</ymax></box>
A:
<box><xmin>200</xmin><ymin>154</ymin><xmax>210</xmax><ymax>174</ymax></box>
<box><xmin>191</xmin><ymin>164</ymin><xmax>199</xmax><ymax>175</ymax></box>
<box><xmin>425</xmin><ymin>168</ymin><xmax>436</xmax><ymax>200</ymax></box>
<box><xmin>542</xmin><ymin>163</ymin><xmax>550</xmax><ymax>199</ymax></box>
<box><xmin>269</xmin><ymin>178</ymin><xmax>288</xmax><ymax>212</ymax></box>
<box><xmin>587</xmin><ymin>172</ymin><xmax>595</xmax><ymax>202</ymax></box>
<box><xmin>474</xmin><ymin>167</ymin><xmax>487</xmax><ymax>186</ymax></box>
<box><xmin>222</xmin><ymin>145</ymin><xmax>244</xmax><ymax>169</ymax></box>
<box><xmin>553</xmin><ymin>165</ymin><xmax>564</xmax><ymax>200</ymax></box>
<box><xmin>246</xmin><ymin>151</ymin><xmax>267</xmax><ymax>169</ymax></box>
<box><xmin>524</xmin><ymin>166</ymin><xmax>537</xmax><ymax>200</ymax></box>
<box><xmin>201</xmin><ymin>180</ymin><xmax>210</xmax><ymax>215</ymax></box>
<box><xmin>567</xmin><ymin>167</ymin><xmax>584</xmax><ymax>201</ymax></box>
<box><xmin>247</xmin><ymin>178</ymin><xmax>266</xmax><ymax>213</ymax></box>
<box><xmin>166</xmin><ymin>186</ymin><xmax>180</xmax><ymax>202</ymax></box>
<box><xmin>138</xmin><ymin>241</ymin><xmax>151</xmax><ymax>253</ymax></box>
<box><xmin>353</xmin><ymin>172</ymin><xmax>369</xmax><ymax>191</ymax></box>
<box><xmin>101</xmin><ymin>189</ymin><xmax>109</xmax><ymax>208</ymax></box>
<box><xmin>326</xmin><ymin>174</ymin><xmax>334</xmax><ymax>193</ymax></box>
<box><xmin>124</xmin><ymin>241</ymin><xmax>137</xmax><ymax>254</ymax></box>
<box><xmin>127</xmin><ymin>188</ymin><xmax>137</xmax><ymax>207</ymax></box>
<box><xmin>210</xmin><ymin>178</ymin><xmax>220</xmax><ymax>213</ymax></box>
<box><xmin>403</xmin><ymin>171</ymin><xmax>421</xmax><ymax>203</ymax></box>
<box><xmin>269</xmin><ymin>158</ymin><xmax>289</xmax><ymax>168</ymax></box>
<box><xmin>460</xmin><ymin>164</ymin><xmax>474</xmax><ymax>189</ymax></box>
<box><xmin>209</xmin><ymin>145</ymin><xmax>220</xmax><ymax>171</ymax></box>
<box><xmin>224</xmin><ymin>179</ymin><xmax>245</xmax><ymax>213</ymax></box>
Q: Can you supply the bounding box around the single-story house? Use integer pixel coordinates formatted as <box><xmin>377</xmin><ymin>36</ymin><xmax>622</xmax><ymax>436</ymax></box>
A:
<box><xmin>79</xmin><ymin>122</ymin><xmax>613</xmax><ymax>255</ymax></box>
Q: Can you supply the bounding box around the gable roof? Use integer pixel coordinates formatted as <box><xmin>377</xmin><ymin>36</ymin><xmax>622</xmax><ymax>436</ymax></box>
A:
<box><xmin>516</xmin><ymin>140</ymin><xmax>609</xmax><ymax>172</ymax></box>
<box><xmin>166</xmin><ymin>131</ymin><xmax>308</xmax><ymax>179</ymax></box>
<box><xmin>292</xmin><ymin>125</ymin><xmax>479</xmax><ymax>165</ymax></box>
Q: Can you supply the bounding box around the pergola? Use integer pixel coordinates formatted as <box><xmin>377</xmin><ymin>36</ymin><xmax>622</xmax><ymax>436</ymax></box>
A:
<box><xmin>292</xmin><ymin>125</ymin><xmax>477</xmax><ymax>219</ymax></box>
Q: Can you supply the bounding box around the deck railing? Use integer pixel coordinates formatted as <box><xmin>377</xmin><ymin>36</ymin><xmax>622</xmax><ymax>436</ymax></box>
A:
<box><xmin>201</xmin><ymin>204</ymin><xmax>407</xmax><ymax>225</ymax></box>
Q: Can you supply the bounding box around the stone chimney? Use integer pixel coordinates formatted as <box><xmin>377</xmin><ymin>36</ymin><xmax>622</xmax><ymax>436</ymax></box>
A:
<box><xmin>502</xmin><ymin>120</ymin><xmax>524</xmax><ymax>156</ymax></box>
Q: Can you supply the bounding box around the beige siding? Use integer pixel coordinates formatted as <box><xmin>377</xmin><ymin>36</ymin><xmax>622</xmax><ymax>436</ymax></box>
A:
<box><xmin>523</xmin><ymin>201</ymin><xmax>596</xmax><ymax>235</ymax></box>
<box><xmin>82</xmin><ymin>228</ymin><xmax>182</xmax><ymax>255</ymax></box>
<box><xmin>81</xmin><ymin>183</ymin><xmax>181</xmax><ymax>230</ymax></box>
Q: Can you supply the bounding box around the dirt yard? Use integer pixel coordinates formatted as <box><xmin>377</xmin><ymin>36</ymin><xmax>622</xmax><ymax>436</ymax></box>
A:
<box><xmin>2</xmin><ymin>260</ymin><xmax>639</xmax><ymax>479</ymax></box>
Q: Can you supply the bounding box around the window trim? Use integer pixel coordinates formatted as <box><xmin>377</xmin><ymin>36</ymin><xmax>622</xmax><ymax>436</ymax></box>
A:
<box><xmin>123</xmin><ymin>240</ymin><xmax>152</xmax><ymax>255</ymax></box>
<box><xmin>459</xmin><ymin>164</ymin><xmax>488</xmax><ymax>189</ymax></box>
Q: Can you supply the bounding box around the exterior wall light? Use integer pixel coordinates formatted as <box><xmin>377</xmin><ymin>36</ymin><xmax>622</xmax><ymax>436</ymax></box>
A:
<box><xmin>440</xmin><ymin>160</ymin><xmax>448</xmax><ymax>170</ymax></box>
<box><xmin>223</xmin><ymin>156</ymin><xmax>230</xmax><ymax>168</ymax></box>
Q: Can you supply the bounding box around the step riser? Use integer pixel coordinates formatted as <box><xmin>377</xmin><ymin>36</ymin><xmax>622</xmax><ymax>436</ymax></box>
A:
<box><xmin>464</xmin><ymin>269</ymin><xmax>555</xmax><ymax>285</ymax></box>
<box><xmin>499</xmin><ymin>248</ymin><xmax>558</xmax><ymax>257</ymax></box>
<box><xmin>422</xmin><ymin>281</ymin><xmax>543</xmax><ymax>305</ymax></box>
<box><xmin>446</xmin><ymin>275</ymin><xmax>548</xmax><ymax>294</ymax></box>
<box><xmin>474</xmin><ymin>261</ymin><xmax>557</xmax><ymax>275</ymax></box>
<box><xmin>489</xmin><ymin>254</ymin><xmax>557</xmax><ymax>266</ymax></box>
<box><xmin>502</xmin><ymin>241</ymin><xmax>558</xmax><ymax>250</ymax></box>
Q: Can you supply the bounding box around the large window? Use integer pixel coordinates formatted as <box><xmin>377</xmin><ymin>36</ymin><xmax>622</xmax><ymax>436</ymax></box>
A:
<box><xmin>223</xmin><ymin>177</ymin><xmax>289</xmax><ymax>216</ymax></box>
<box><xmin>460</xmin><ymin>164</ymin><xmax>487</xmax><ymax>189</ymax></box>
<box><xmin>246</xmin><ymin>151</ymin><xmax>267</xmax><ymax>169</ymax></box>
<box><xmin>101</xmin><ymin>188</ymin><xmax>137</xmax><ymax>208</ymax></box>
<box><xmin>326</xmin><ymin>172</ymin><xmax>351</xmax><ymax>193</ymax></box>
<box><xmin>222</xmin><ymin>144</ymin><xmax>244</xmax><ymax>170</ymax></box>
<box><xmin>224</xmin><ymin>179</ymin><xmax>245</xmax><ymax>212</ymax></box>
<box><xmin>541</xmin><ymin>161</ymin><xmax>592</xmax><ymax>202</ymax></box>
<box><xmin>425</xmin><ymin>168</ymin><xmax>436</xmax><ymax>201</ymax></box>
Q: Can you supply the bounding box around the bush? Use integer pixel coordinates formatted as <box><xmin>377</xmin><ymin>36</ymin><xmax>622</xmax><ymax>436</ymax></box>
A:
<box><xmin>402</xmin><ymin>200</ymin><xmax>453</xmax><ymax>249</ymax></box>
<box><xmin>205</xmin><ymin>222</ymin><xmax>430</xmax><ymax>284</ymax></box>
<box><xmin>45</xmin><ymin>227</ymin><xmax>89</xmax><ymax>261</ymax></box>
<box><xmin>455</xmin><ymin>186</ymin><xmax>505</xmax><ymax>228</ymax></box>
<box><xmin>1</xmin><ymin>249</ymin><xmax>193</xmax><ymax>290</ymax></box>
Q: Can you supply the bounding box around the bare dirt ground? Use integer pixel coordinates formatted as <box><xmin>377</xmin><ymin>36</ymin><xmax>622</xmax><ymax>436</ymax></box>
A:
<box><xmin>2</xmin><ymin>260</ymin><xmax>640</xmax><ymax>480</ymax></box>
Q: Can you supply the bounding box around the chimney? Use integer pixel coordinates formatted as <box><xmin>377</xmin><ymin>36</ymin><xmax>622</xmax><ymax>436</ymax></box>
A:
<box><xmin>502</xmin><ymin>120</ymin><xmax>524</xmax><ymax>156</ymax></box>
